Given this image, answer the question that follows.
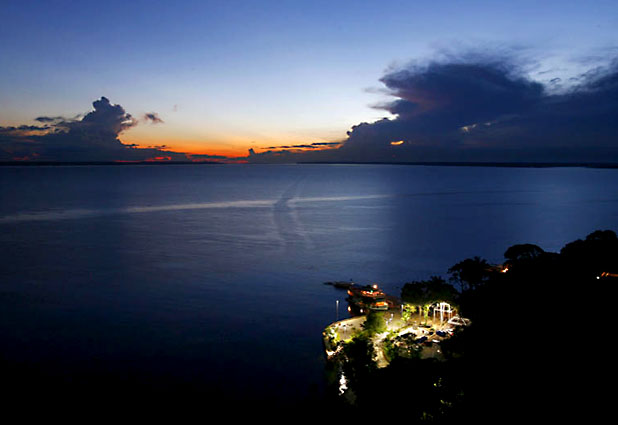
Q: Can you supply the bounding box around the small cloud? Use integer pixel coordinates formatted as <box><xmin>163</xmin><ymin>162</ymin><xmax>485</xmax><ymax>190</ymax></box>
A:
<box><xmin>259</xmin><ymin>141</ymin><xmax>341</xmax><ymax>150</ymax></box>
<box><xmin>34</xmin><ymin>116</ymin><xmax>64</xmax><ymax>123</ymax></box>
<box><xmin>143</xmin><ymin>112</ymin><xmax>164</xmax><ymax>124</ymax></box>
<box><xmin>310</xmin><ymin>142</ymin><xmax>341</xmax><ymax>147</ymax></box>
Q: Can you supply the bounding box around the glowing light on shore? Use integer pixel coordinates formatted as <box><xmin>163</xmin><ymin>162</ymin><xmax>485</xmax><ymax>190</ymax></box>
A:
<box><xmin>390</xmin><ymin>140</ymin><xmax>404</xmax><ymax>146</ymax></box>
<box><xmin>460</xmin><ymin>123</ymin><xmax>478</xmax><ymax>133</ymax></box>
<box><xmin>339</xmin><ymin>371</ymin><xmax>349</xmax><ymax>395</ymax></box>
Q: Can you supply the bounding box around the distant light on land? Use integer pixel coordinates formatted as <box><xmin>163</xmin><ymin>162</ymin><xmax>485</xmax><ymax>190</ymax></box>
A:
<box><xmin>460</xmin><ymin>124</ymin><xmax>477</xmax><ymax>133</ymax></box>
<box><xmin>390</xmin><ymin>140</ymin><xmax>404</xmax><ymax>146</ymax></box>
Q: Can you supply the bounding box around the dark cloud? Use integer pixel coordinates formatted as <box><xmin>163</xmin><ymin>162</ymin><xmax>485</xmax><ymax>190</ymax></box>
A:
<box><xmin>379</xmin><ymin>60</ymin><xmax>543</xmax><ymax>122</ymax></box>
<box><xmin>246</xmin><ymin>141</ymin><xmax>344</xmax><ymax>164</ymax></box>
<box><xmin>344</xmin><ymin>55</ymin><xmax>618</xmax><ymax>162</ymax></box>
<box><xmin>0</xmin><ymin>125</ymin><xmax>50</xmax><ymax>132</ymax></box>
<box><xmin>1</xmin><ymin>97</ymin><xmax>188</xmax><ymax>162</ymax></box>
<box><xmin>143</xmin><ymin>112</ymin><xmax>164</xmax><ymax>124</ymax></box>
<box><xmin>187</xmin><ymin>153</ymin><xmax>232</xmax><ymax>161</ymax></box>
<box><xmin>249</xmin><ymin>53</ymin><xmax>618</xmax><ymax>164</ymax></box>
<box><xmin>34</xmin><ymin>116</ymin><xmax>64</xmax><ymax>123</ymax></box>
<box><xmin>247</xmin><ymin>145</ymin><xmax>341</xmax><ymax>164</ymax></box>
<box><xmin>310</xmin><ymin>142</ymin><xmax>341</xmax><ymax>147</ymax></box>
<box><xmin>261</xmin><ymin>141</ymin><xmax>341</xmax><ymax>150</ymax></box>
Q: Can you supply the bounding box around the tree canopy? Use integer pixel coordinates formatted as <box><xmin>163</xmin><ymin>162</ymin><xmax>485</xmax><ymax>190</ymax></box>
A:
<box><xmin>447</xmin><ymin>256</ymin><xmax>491</xmax><ymax>292</ymax></box>
<box><xmin>401</xmin><ymin>276</ymin><xmax>458</xmax><ymax>306</ymax></box>
<box><xmin>504</xmin><ymin>243</ymin><xmax>545</xmax><ymax>263</ymax></box>
<box><xmin>362</xmin><ymin>311</ymin><xmax>387</xmax><ymax>336</ymax></box>
<box><xmin>560</xmin><ymin>229</ymin><xmax>618</xmax><ymax>277</ymax></box>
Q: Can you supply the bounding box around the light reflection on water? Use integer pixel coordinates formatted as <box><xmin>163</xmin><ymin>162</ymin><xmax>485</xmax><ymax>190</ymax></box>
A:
<box><xmin>0</xmin><ymin>195</ymin><xmax>392</xmax><ymax>223</ymax></box>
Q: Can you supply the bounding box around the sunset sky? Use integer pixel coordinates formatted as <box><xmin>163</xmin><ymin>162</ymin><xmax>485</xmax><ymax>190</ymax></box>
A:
<box><xmin>1</xmin><ymin>0</ymin><xmax>618</xmax><ymax>162</ymax></box>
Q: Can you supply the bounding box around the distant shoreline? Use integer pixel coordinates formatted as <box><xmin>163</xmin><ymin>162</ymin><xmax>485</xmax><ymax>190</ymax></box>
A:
<box><xmin>297</xmin><ymin>161</ymin><xmax>618</xmax><ymax>168</ymax></box>
<box><xmin>0</xmin><ymin>161</ymin><xmax>222</xmax><ymax>167</ymax></box>
<box><xmin>1</xmin><ymin>160</ymin><xmax>617</xmax><ymax>168</ymax></box>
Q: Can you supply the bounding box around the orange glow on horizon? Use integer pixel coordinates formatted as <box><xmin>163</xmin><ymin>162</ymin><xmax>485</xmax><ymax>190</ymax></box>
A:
<box><xmin>122</xmin><ymin>125</ymin><xmax>343</xmax><ymax>160</ymax></box>
<box><xmin>124</xmin><ymin>137</ymin><xmax>339</xmax><ymax>160</ymax></box>
<box><xmin>126</xmin><ymin>140</ymin><xmax>247</xmax><ymax>158</ymax></box>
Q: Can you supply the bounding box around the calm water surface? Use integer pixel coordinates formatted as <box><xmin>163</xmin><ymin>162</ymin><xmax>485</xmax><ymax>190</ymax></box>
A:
<box><xmin>1</xmin><ymin>164</ymin><xmax>617</xmax><ymax>404</ymax></box>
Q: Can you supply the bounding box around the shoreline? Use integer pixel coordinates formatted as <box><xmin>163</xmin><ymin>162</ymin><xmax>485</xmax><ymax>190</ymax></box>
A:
<box><xmin>298</xmin><ymin>161</ymin><xmax>618</xmax><ymax>169</ymax></box>
<box><xmin>1</xmin><ymin>160</ymin><xmax>618</xmax><ymax>168</ymax></box>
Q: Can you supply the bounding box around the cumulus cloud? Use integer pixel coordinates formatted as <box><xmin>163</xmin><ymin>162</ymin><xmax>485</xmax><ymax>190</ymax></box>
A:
<box><xmin>340</xmin><ymin>55</ymin><xmax>618</xmax><ymax>162</ymax></box>
<box><xmin>0</xmin><ymin>97</ymin><xmax>188</xmax><ymax>162</ymax></box>
<box><xmin>249</xmin><ymin>51</ymin><xmax>618</xmax><ymax>164</ymax></box>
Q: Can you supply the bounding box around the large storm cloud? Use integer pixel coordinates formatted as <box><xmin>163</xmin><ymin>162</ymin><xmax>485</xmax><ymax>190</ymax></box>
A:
<box><xmin>0</xmin><ymin>97</ymin><xmax>188</xmax><ymax>161</ymax></box>
<box><xmin>248</xmin><ymin>53</ymin><xmax>618</xmax><ymax>164</ymax></box>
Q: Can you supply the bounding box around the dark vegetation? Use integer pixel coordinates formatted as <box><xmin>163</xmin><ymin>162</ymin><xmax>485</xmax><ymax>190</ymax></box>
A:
<box><xmin>327</xmin><ymin>230</ymin><xmax>618</xmax><ymax>422</ymax></box>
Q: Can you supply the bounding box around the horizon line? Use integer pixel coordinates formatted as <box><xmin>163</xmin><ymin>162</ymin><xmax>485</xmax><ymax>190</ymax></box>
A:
<box><xmin>2</xmin><ymin>160</ymin><xmax>618</xmax><ymax>169</ymax></box>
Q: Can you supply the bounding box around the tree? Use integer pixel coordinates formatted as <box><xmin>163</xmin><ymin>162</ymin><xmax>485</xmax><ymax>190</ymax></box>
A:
<box><xmin>401</xmin><ymin>276</ymin><xmax>456</xmax><ymax>304</ymax></box>
<box><xmin>448</xmin><ymin>256</ymin><xmax>491</xmax><ymax>292</ymax></box>
<box><xmin>560</xmin><ymin>229</ymin><xmax>618</xmax><ymax>278</ymax></box>
<box><xmin>504</xmin><ymin>243</ymin><xmax>545</xmax><ymax>263</ymax></box>
<box><xmin>401</xmin><ymin>276</ymin><xmax>458</xmax><ymax>323</ymax></box>
<box><xmin>341</xmin><ymin>333</ymin><xmax>377</xmax><ymax>398</ymax></box>
<box><xmin>362</xmin><ymin>311</ymin><xmax>386</xmax><ymax>336</ymax></box>
<box><xmin>425</xmin><ymin>276</ymin><xmax>458</xmax><ymax>303</ymax></box>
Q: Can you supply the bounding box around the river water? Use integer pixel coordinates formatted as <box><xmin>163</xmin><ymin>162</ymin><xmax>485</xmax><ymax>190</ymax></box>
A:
<box><xmin>1</xmin><ymin>163</ymin><xmax>616</xmax><ymax>405</ymax></box>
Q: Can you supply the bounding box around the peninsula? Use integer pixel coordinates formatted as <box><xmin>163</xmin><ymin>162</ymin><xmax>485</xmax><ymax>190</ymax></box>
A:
<box><xmin>321</xmin><ymin>229</ymin><xmax>618</xmax><ymax>421</ymax></box>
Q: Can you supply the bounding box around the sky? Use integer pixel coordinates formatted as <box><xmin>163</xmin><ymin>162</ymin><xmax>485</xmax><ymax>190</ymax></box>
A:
<box><xmin>1</xmin><ymin>0</ymin><xmax>618</xmax><ymax>163</ymax></box>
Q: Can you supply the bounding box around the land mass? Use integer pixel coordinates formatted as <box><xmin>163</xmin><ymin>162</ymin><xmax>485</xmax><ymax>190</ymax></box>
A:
<box><xmin>322</xmin><ymin>229</ymin><xmax>618</xmax><ymax>422</ymax></box>
<box><xmin>2</xmin><ymin>160</ymin><xmax>618</xmax><ymax>168</ymax></box>
<box><xmin>0</xmin><ymin>160</ymin><xmax>222</xmax><ymax>166</ymax></box>
<box><xmin>299</xmin><ymin>161</ymin><xmax>618</xmax><ymax>168</ymax></box>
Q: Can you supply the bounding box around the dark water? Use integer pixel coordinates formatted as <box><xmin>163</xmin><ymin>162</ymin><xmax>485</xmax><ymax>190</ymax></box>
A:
<box><xmin>1</xmin><ymin>164</ymin><xmax>617</xmax><ymax>406</ymax></box>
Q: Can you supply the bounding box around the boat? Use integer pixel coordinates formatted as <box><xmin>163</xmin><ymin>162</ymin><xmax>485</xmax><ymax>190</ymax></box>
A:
<box><xmin>347</xmin><ymin>284</ymin><xmax>389</xmax><ymax>311</ymax></box>
<box><xmin>347</xmin><ymin>283</ymin><xmax>384</xmax><ymax>298</ymax></box>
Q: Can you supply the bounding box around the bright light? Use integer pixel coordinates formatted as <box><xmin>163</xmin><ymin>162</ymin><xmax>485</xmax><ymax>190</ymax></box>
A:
<box><xmin>460</xmin><ymin>123</ymin><xmax>478</xmax><ymax>133</ymax></box>
<box><xmin>339</xmin><ymin>371</ymin><xmax>348</xmax><ymax>395</ymax></box>
<box><xmin>390</xmin><ymin>140</ymin><xmax>404</xmax><ymax>146</ymax></box>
